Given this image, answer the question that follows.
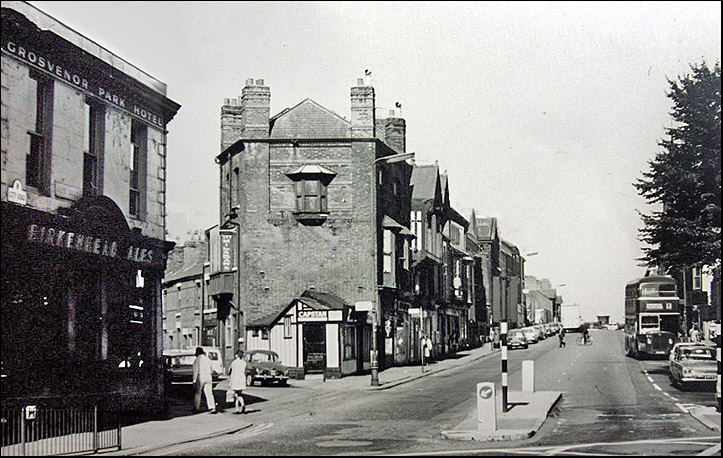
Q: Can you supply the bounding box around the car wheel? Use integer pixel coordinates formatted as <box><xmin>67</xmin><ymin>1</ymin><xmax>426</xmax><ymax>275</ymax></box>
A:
<box><xmin>246</xmin><ymin>374</ymin><xmax>254</xmax><ymax>387</ymax></box>
<box><xmin>279</xmin><ymin>379</ymin><xmax>288</xmax><ymax>387</ymax></box>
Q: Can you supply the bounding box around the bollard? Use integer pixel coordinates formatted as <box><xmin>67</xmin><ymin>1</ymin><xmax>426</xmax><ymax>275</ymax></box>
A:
<box><xmin>477</xmin><ymin>382</ymin><xmax>497</xmax><ymax>432</ymax></box>
<box><xmin>522</xmin><ymin>360</ymin><xmax>535</xmax><ymax>393</ymax></box>
<box><xmin>500</xmin><ymin>322</ymin><xmax>508</xmax><ymax>413</ymax></box>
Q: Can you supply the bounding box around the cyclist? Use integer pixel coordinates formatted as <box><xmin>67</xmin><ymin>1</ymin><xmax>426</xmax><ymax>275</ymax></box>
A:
<box><xmin>582</xmin><ymin>323</ymin><xmax>590</xmax><ymax>345</ymax></box>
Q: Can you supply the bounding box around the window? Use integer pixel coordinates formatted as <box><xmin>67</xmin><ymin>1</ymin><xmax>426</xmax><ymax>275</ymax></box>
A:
<box><xmin>383</xmin><ymin>229</ymin><xmax>394</xmax><ymax>274</ymax></box>
<box><xmin>83</xmin><ymin>100</ymin><xmax>104</xmax><ymax>197</ymax></box>
<box><xmin>295</xmin><ymin>179</ymin><xmax>328</xmax><ymax>213</ymax></box>
<box><xmin>402</xmin><ymin>239</ymin><xmax>410</xmax><ymax>270</ymax></box>
<box><xmin>261</xmin><ymin>329</ymin><xmax>269</xmax><ymax>340</ymax></box>
<box><xmin>640</xmin><ymin>315</ymin><xmax>659</xmax><ymax>328</ymax></box>
<box><xmin>411</xmin><ymin>211</ymin><xmax>423</xmax><ymax>252</ymax></box>
<box><xmin>129</xmin><ymin>120</ymin><xmax>146</xmax><ymax>218</ymax></box>
<box><xmin>344</xmin><ymin>326</ymin><xmax>357</xmax><ymax>360</ymax></box>
<box><xmin>286</xmin><ymin>164</ymin><xmax>337</xmax><ymax>220</ymax></box>
<box><xmin>27</xmin><ymin>71</ymin><xmax>53</xmax><ymax>193</ymax></box>
<box><xmin>692</xmin><ymin>267</ymin><xmax>702</xmax><ymax>290</ymax></box>
<box><xmin>232</xmin><ymin>167</ymin><xmax>240</xmax><ymax>209</ymax></box>
<box><xmin>252</xmin><ymin>329</ymin><xmax>259</xmax><ymax>338</ymax></box>
<box><xmin>284</xmin><ymin>316</ymin><xmax>292</xmax><ymax>338</ymax></box>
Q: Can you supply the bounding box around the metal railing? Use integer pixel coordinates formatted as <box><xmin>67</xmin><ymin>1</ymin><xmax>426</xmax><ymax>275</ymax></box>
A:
<box><xmin>1</xmin><ymin>405</ymin><xmax>121</xmax><ymax>456</ymax></box>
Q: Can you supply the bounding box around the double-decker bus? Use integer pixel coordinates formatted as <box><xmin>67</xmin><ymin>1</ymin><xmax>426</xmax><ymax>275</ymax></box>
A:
<box><xmin>624</xmin><ymin>275</ymin><xmax>681</xmax><ymax>359</ymax></box>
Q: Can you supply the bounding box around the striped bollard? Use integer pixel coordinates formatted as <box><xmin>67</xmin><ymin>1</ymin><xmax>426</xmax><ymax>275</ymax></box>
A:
<box><xmin>717</xmin><ymin>323</ymin><xmax>720</xmax><ymax>413</ymax></box>
<box><xmin>501</xmin><ymin>321</ymin><xmax>508</xmax><ymax>413</ymax></box>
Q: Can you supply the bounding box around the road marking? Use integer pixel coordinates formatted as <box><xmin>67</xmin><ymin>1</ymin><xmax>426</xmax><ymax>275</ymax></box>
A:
<box><xmin>652</xmin><ymin>383</ymin><xmax>662</xmax><ymax>391</ymax></box>
<box><xmin>698</xmin><ymin>443</ymin><xmax>722</xmax><ymax>456</ymax></box>
<box><xmin>647</xmin><ymin>376</ymin><xmax>655</xmax><ymax>383</ymax></box>
<box><xmin>662</xmin><ymin>392</ymin><xmax>679</xmax><ymax>402</ymax></box>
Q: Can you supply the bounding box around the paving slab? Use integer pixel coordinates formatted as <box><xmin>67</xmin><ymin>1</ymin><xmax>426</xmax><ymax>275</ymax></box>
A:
<box><xmin>688</xmin><ymin>406</ymin><xmax>721</xmax><ymax>432</ymax></box>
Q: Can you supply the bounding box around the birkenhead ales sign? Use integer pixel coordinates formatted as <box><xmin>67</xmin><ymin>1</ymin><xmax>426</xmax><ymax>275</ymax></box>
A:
<box><xmin>26</xmin><ymin>223</ymin><xmax>157</xmax><ymax>266</ymax></box>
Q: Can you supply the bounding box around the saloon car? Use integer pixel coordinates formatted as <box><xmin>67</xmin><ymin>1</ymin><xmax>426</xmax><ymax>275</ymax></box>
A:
<box><xmin>162</xmin><ymin>349</ymin><xmax>223</xmax><ymax>388</ymax></box>
<box><xmin>245</xmin><ymin>350</ymin><xmax>290</xmax><ymax>386</ymax></box>
<box><xmin>507</xmin><ymin>329</ymin><xmax>529</xmax><ymax>349</ymax></box>
<box><xmin>668</xmin><ymin>342</ymin><xmax>717</xmax><ymax>390</ymax></box>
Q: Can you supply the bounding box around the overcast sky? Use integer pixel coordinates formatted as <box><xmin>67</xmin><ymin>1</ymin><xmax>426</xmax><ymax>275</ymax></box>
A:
<box><xmin>30</xmin><ymin>1</ymin><xmax>721</xmax><ymax>322</ymax></box>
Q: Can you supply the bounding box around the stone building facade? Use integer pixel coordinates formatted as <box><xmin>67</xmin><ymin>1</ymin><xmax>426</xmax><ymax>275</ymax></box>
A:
<box><xmin>1</xmin><ymin>2</ymin><xmax>180</xmax><ymax>413</ymax></box>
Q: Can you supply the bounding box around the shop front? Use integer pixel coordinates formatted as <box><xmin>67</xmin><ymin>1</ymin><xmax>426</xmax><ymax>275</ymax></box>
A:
<box><xmin>245</xmin><ymin>290</ymin><xmax>369</xmax><ymax>380</ymax></box>
<box><xmin>1</xmin><ymin>197</ymin><xmax>173</xmax><ymax>412</ymax></box>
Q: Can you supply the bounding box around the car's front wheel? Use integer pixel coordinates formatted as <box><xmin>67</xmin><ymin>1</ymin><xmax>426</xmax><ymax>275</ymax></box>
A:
<box><xmin>246</xmin><ymin>374</ymin><xmax>254</xmax><ymax>387</ymax></box>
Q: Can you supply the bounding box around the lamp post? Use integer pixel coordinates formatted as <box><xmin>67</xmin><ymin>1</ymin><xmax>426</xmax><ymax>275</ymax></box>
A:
<box><xmin>370</xmin><ymin>151</ymin><xmax>415</xmax><ymax>387</ymax></box>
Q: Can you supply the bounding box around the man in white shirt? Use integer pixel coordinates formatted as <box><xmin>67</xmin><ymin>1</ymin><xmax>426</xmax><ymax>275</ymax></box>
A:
<box><xmin>192</xmin><ymin>347</ymin><xmax>216</xmax><ymax>413</ymax></box>
<box><xmin>228</xmin><ymin>350</ymin><xmax>248</xmax><ymax>414</ymax></box>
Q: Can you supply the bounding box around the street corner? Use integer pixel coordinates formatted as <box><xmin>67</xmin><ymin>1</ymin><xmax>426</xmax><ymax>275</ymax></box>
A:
<box><xmin>687</xmin><ymin>406</ymin><xmax>721</xmax><ymax>432</ymax></box>
<box><xmin>441</xmin><ymin>428</ymin><xmax>536</xmax><ymax>442</ymax></box>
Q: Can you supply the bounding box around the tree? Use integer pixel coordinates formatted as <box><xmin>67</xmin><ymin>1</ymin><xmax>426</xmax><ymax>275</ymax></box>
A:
<box><xmin>635</xmin><ymin>61</ymin><xmax>721</xmax><ymax>270</ymax></box>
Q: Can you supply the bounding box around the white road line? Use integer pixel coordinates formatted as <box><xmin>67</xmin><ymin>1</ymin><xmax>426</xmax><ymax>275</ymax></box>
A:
<box><xmin>652</xmin><ymin>383</ymin><xmax>662</xmax><ymax>391</ymax></box>
<box><xmin>647</xmin><ymin>376</ymin><xmax>655</xmax><ymax>382</ymax></box>
<box><xmin>697</xmin><ymin>443</ymin><xmax>722</xmax><ymax>456</ymax></box>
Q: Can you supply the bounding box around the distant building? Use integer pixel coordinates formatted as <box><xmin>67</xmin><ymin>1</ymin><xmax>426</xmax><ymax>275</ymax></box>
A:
<box><xmin>1</xmin><ymin>2</ymin><xmax>180</xmax><ymax>413</ymax></box>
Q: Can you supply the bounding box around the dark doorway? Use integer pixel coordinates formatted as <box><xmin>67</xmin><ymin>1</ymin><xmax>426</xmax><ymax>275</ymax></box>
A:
<box><xmin>303</xmin><ymin>324</ymin><xmax>326</xmax><ymax>373</ymax></box>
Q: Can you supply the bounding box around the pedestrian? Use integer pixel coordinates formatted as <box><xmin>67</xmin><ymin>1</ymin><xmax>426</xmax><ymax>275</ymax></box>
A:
<box><xmin>228</xmin><ymin>350</ymin><xmax>247</xmax><ymax>414</ymax></box>
<box><xmin>558</xmin><ymin>328</ymin><xmax>566</xmax><ymax>348</ymax></box>
<box><xmin>426</xmin><ymin>335</ymin><xmax>433</xmax><ymax>363</ymax></box>
<box><xmin>690</xmin><ymin>325</ymin><xmax>701</xmax><ymax>343</ymax></box>
<box><xmin>421</xmin><ymin>335</ymin><xmax>431</xmax><ymax>365</ymax></box>
<box><xmin>192</xmin><ymin>347</ymin><xmax>217</xmax><ymax>414</ymax></box>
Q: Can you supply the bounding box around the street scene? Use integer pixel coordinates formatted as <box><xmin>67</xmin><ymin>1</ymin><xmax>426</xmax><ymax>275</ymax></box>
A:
<box><xmin>1</xmin><ymin>1</ymin><xmax>721</xmax><ymax>456</ymax></box>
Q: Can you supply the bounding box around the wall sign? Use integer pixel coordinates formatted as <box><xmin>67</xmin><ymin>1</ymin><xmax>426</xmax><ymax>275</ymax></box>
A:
<box><xmin>2</xmin><ymin>39</ymin><xmax>165</xmax><ymax>128</ymax></box>
<box><xmin>8</xmin><ymin>180</ymin><xmax>27</xmax><ymax>205</ymax></box>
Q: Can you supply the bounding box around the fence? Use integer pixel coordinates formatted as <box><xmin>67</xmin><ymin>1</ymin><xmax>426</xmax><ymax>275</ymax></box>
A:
<box><xmin>1</xmin><ymin>405</ymin><xmax>121</xmax><ymax>456</ymax></box>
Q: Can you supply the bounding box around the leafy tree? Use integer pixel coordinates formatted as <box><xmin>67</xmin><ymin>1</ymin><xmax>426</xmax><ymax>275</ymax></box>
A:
<box><xmin>635</xmin><ymin>61</ymin><xmax>721</xmax><ymax>270</ymax></box>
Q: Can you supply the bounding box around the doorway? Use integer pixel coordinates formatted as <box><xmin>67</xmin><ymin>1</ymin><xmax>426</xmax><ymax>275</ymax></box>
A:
<box><xmin>303</xmin><ymin>324</ymin><xmax>326</xmax><ymax>374</ymax></box>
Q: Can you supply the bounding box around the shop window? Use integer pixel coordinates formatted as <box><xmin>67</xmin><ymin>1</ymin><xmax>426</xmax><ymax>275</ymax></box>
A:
<box><xmin>284</xmin><ymin>316</ymin><xmax>292</xmax><ymax>338</ymax></box>
<box><xmin>27</xmin><ymin>71</ymin><xmax>53</xmax><ymax>194</ymax></box>
<box><xmin>130</xmin><ymin>120</ymin><xmax>147</xmax><ymax>218</ymax></box>
<box><xmin>344</xmin><ymin>326</ymin><xmax>357</xmax><ymax>360</ymax></box>
<box><xmin>83</xmin><ymin>99</ymin><xmax>104</xmax><ymax>197</ymax></box>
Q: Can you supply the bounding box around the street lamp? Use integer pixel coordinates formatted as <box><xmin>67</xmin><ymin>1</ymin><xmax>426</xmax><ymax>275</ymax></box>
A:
<box><xmin>370</xmin><ymin>151</ymin><xmax>415</xmax><ymax>387</ymax></box>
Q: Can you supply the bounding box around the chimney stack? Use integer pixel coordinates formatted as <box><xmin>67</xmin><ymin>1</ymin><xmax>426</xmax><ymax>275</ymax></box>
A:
<box><xmin>350</xmin><ymin>76</ymin><xmax>375</xmax><ymax>138</ymax></box>
<box><xmin>220</xmin><ymin>78</ymin><xmax>270</xmax><ymax>151</ymax></box>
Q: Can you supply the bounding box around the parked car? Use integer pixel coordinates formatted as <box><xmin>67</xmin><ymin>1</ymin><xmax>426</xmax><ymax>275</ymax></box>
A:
<box><xmin>532</xmin><ymin>324</ymin><xmax>546</xmax><ymax>340</ymax></box>
<box><xmin>521</xmin><ymin>327</ymin><xmax>539</xmax><ymax>344</ymax></box>
<box><xmin>162</xmin><ymin>349</ymin><xmax>223</xmax><ymax>388</ymax></box>
<box><xmin>245</xmin><ymin>350</ymin><xmax>290</xmax><ymax>386</ymax></box>
<box><xmin>543</xmin><ymin>323</ymin><xmax>555</xmax><ymax>337</ymax></box>
<box><xmin>668</xmin><ymin>342</ymin><xmax>717</xmax><ymax>390</ymax></box>
<box><xmin>507</xmin><ymin>329</ymin><xmax>529</xmax><ymax>349</ymax></box>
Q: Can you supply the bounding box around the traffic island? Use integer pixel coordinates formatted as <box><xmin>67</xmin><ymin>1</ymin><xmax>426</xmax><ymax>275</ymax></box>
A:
<box><xmin>442</xmin><ymin>391</ymin><xmax>562</xmax><ymax>442</ymax></box>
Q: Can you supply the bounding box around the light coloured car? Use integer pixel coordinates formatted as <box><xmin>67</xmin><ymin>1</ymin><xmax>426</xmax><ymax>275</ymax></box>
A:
<box><xmin>532</xmin><ymin>325</ymin><xmax>546</xmax><ymax>340</ymax></box>
<box><xmin>521</xmin><ymin>327</ymin><xmax>539</xmax><ymax>344</ymax></box>
<box><xmin>507</xmin><ymin>329</ymin><xmax>529</xmax><ymax>349</ymax></box>
<box><xmin>668</xmin><ymin>342</ymin><xmax>717</xmax><ymax>390</ymax></box>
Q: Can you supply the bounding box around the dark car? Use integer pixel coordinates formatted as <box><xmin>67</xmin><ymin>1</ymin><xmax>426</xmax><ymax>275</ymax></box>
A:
<box><xmin>162</xmin><ymin>350</ymin><xmax>221</xmax><ymax>388</ymax></box>
<box><xmin>245</xmin><ymin>350</ymin><xmax>290</xmax><ymax>386</ymax></box>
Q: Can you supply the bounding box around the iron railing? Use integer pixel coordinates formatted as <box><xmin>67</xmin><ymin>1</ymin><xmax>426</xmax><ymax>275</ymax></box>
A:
<box><xmin>0</xmin><ymin>405</ymin><xmax>121</xmax><ymax>456</ymax></box>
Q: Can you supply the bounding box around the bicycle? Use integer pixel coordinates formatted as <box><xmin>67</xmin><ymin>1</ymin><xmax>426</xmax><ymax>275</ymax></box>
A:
<box><xmin>576</xmin><ymin>335</ymin><xmax>593</xmax><ymax>346</ymax></box>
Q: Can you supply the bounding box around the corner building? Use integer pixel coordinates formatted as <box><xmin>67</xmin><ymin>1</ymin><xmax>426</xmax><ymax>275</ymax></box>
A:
<box><xmin>215</xmin><ymin>77</ymin><xmax>414</xmax><ymax>378</ymax></box>
<box><xmin>1</xmin><ymin>2</ymin><xmax>180</xmax><ymax>413</ymax></box>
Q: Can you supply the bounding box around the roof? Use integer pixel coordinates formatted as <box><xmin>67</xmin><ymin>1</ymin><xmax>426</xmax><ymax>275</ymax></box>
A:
<box><xmin>163</xmin><ymin>260</ymin><xmax>205</xmax><ymax>285</ymax></box>
<box><xmin>269</xmin><ymin>98</ymin><xmax>350</xmax><ymax>138</ymax></box>
<box><xmin>246</xmin><ymin>289</ymin><xmax>349</xmax><ymax>328</ymax></box>
<box><xmin>286</xmin><ymin>163</ymin><xmax>337</xmax><ymax>176</ymax></box>
<box><xmin>410</xmin><ymin>165</ymin><xmax>440</xmax><ymax>201</ymax></box>
<box><xmin>382</xmin><ymin>215</ymin><xmax>415</xmax><ymax>238</ymax></box>
<box><xmin>476</xmin><ymin>217</ymin><xmax>498</xmax><ymax>241</ymax></box>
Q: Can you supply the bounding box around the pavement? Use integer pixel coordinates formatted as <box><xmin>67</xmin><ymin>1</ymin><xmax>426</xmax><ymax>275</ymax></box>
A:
<box><xmin>95</xmin><ymin>340</ymin><xmax>720</xmax><ymax>454</ymax></box>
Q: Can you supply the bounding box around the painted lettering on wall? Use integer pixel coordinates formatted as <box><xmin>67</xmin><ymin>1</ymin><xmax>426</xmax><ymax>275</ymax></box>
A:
<box><xmin>2</xmin><ymin>40</ymin><xmax>165</xmax><ymax>128</ymax></box>
<box><xmin>298</xmin><ymin>310</ymin><xmax>328</xmax><ymax>321</ymax></box>
<box><xmin>26</xmin><ymin>223</ymin><xmax>155</xmax><ymax>265</ymax></box>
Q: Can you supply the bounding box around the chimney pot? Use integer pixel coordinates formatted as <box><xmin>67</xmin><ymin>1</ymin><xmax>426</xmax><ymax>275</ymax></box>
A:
<box><xmin>224</xmin><ymin>98</ymin><xmax>231</xmax><ymax>106</ymax></box>
<box><xmin>389</xmin><ymin>109</ymin><xmax>395</xmax><ymax>117</ymax></box>
<box><xmin>256</xmin><ymin>79</ymin><xmax>264</xmax><ymax>85</ymax></box>
<box><xmin>245</xmin><ymin>78</ymin><xmax>254</xmax><ymax>86</ymax></box>
<box><xmin>357</xmin><ymin>78</ymin><xmax>364</xmax><ymax>86</ymax></box>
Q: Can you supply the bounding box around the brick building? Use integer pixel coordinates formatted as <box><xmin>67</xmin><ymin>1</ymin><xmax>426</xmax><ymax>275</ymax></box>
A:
<box><xmin>1</xmin><ymin>1</ymin><xmax>180</xmax><ymax>413</ymax></box>
<box><xmin>214</xmin><ymin>77</ymin><xmax>414</xmax><ymax>378</ymax></box>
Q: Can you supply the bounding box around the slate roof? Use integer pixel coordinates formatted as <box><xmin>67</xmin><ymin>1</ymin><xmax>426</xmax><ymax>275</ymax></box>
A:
<box><xmin>246</xmin><ymin>289</ymin><xmax>349</xmax><ymax>328</ymax></box>
<box><xmin>163</xmin><ymin>260</ymin><xmax>204</xmax><ymax>286</ymax></box>
<box><xmin>410</xmin><ymin>165</ymin><xmax>439</xmax><ymax>201</ymax></box>
<box><xmin>475</xmin><ymin>217</ymin><xmax>498</xmax><ymax>241</ymax></box>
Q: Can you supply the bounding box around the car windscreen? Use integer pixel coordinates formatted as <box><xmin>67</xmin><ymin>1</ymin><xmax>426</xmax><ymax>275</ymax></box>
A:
<box><xmin>681</xmin><ymin>348</ymin><xmax>715</xmax><ymax>361</ymax></box>
<box><xmin>172</xmin><ymin>356</ymin><xmax>196</xmax><ymax>366</ymax></box>
<box><xmin>251</xmin><ymin>353</ymin><xmax>278</xmax><ymax>363</ymax></box>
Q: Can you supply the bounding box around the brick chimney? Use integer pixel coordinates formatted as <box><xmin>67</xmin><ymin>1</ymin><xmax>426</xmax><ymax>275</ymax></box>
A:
<box><xmin>220</xmin><ymin>78</ymin><xmax>270</xmax><ymax>151</ymax></box>
<box><xmin>380</xmin><ymin>108</ymin><xmax>406</xmax><ymax>154</ymax></box>
<box><xmin>241</xmin><ymin>78</ymin><xmax>270</xmax><ymax>138</ymax></box>
<box><xmin>350</xmin><ymin>77</ymin><xmax>375</xmax><ymax>138</ymax></box>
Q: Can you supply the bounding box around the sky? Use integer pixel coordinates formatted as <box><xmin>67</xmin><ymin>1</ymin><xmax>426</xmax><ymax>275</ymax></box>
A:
<box><xmin>29</xmin><ymin>1</ymin><xmax>721</xmax><ymax>322</ymax></box>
